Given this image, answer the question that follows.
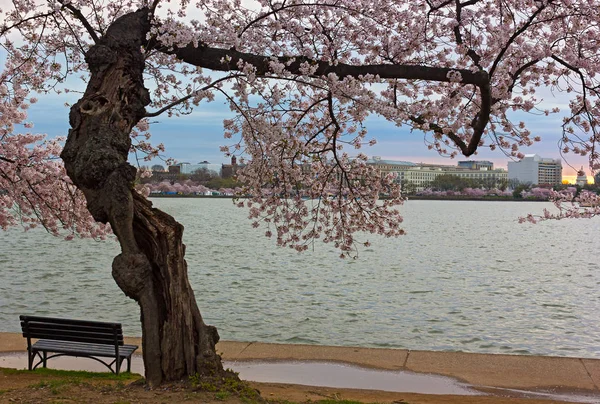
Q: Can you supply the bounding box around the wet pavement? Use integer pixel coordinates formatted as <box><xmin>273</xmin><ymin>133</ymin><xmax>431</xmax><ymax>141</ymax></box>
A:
<box><xmin>0</xmin><ymin>353</ymin><xmax>477</xmax><ymax>395</ymax></box>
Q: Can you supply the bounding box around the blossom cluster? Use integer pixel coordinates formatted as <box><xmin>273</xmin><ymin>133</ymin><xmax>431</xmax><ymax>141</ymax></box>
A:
<box><xmin>520</xmin><ymin>190</ymin><xmax>600</xmax><ymax>223</ymax></box>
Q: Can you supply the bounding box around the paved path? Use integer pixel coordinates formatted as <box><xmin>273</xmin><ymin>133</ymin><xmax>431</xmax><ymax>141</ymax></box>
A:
<box><xmin>2</xmin><ymin>332</ymin><xmax>599</xmax><ymax>394</ymax></box>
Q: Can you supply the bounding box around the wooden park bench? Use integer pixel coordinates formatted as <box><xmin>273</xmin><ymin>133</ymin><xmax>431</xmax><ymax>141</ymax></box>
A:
<box><xmin>20</xmin><ymin>315</ymin><xmax>138</xmax><ymax>374</ymax></box>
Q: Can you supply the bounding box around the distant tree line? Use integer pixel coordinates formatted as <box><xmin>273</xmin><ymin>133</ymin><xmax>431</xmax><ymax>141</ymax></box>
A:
<box><xmin>401</xmin><ymin>174</ymin><xmax>600</xmax><ymax>200</ymax></box>
<box><xmin>140</xmin><ymin>167</ymin><xmax>241</xmax><ymax>191</ymax></box>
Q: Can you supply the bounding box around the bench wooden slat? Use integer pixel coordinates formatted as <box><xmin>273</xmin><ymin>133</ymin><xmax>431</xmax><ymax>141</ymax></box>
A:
<box><xmin>33</xmin><ymin>340</ymin><xmax>125</xmax><ymax>353</ymax></box>
<box><xmin>22</xmin><ymin>332</ymin><xmax>121</xmax><ymax>345</ymax></box>
<box><xmin>33</xmin><ymin>340</ymin><xmax>137</xmax><ymax>357</ymax></box>
<box><xmin>22</xmin><ymin>322</ymin><xmax>124</xmax><ymax>335</ymax></box>
<box><xmin>20</xmin><ymin>315</ymin><xmax>121</xmax><ymax>328</ymax></box>
<box><xmin>22</xmin><ymin>320</ymin><xmax>123</xmax><ymax>335</ymax></box>
<box><xmin>22</xmin><ymin>328</ymin><xmax>123</xmax><ymax>343</ymax></box>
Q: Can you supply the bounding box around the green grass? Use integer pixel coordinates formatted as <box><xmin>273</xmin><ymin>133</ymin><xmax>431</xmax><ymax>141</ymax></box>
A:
<box><xmin>190</xmin><ymin>371</ymin><xmax>263</xmax><ymax>403</ymax></box>
<box><xmin>4</xmin><ymin>367</ymin><xmax>140</xmax><ymax>381</ymax></box>
<box><xmin>215</xmin><ymin>390</ymin><xmax>231</xmax><ymax>400</ymax></box>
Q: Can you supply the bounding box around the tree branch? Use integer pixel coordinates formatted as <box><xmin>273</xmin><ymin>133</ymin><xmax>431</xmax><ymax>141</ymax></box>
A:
<box><xmin>489</xmin><ymin>3</ymin><xmax>547</xmax><ymax>77</ymax></box>
<box><xmin>0</xmin><ymin>10</ymin><xmax>56</xmax><ymax>36</ymax></box>
<box><xmin>144</xmin><ymin>74</ymin><xmax>243</xmax><ymax>117</ymax></box>
<box><xmin>57</xmin><ymin>0</ymin><xmax>100</xmax><ymax>43</ymax></box>
<box><xmin>453</xmin><ymin>0</ymin><xmax>482</xmax><ymax>68</ymax></box>
<box><xmin>0</xmin><ymin>156</ymin><xmax>16</xmax><ymax>164</ymax></box>
<box><xmin>153</xmin><ymin>42</ymin><xmax>490</xmax><ymax>87</ymax></box>
<box><xmin>149</xmin><ymin>0</ymin><xmax>161</xmax><ymax>17</ymax></box>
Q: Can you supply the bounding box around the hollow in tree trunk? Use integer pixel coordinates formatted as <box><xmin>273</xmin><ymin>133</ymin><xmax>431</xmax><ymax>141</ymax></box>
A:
<box><xmin>60</xmin><ymin>8</ymin><xmax>226</xmax><ymax>387</ymax></box>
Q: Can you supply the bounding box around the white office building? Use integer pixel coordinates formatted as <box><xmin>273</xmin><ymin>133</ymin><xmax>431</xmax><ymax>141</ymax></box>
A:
<box><xmin>507</xmin><ymin>154</ymin><xmax>562</xmax><ymax>186</ymax></box>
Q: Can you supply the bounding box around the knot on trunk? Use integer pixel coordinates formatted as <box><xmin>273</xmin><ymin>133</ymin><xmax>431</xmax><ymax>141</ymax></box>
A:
<box><xmin>112</xmin><ymin>252</ymin><xmax>153</xmax><ymax>299</ymax></box>
<box><xmin>80</xmin><ymin>95</ymin><xmax>110</xmax><ymax>116</ymax></box>
<box><xmin>86</xmin><ymin>45</ymin><xmax>117</xmax><ymax>74</ymax></box>
<box><xmin>206</xmin><ymin>324</ymin><xmax>220</xmax><ymax>345</ymax></box>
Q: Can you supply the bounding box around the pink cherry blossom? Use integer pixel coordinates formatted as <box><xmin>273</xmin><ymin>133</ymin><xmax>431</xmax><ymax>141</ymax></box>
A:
<box><xmin>1</xmin><ymin>0</ymin><xmax>599</xmax><ymax>257</ymax></box>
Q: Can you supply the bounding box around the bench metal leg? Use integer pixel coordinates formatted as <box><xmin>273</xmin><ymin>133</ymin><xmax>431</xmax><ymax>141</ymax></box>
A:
<box><xmin>42</xmin><ymin>352</ymin><xmax>47</xmax><ymax>368</ymax></box>
<box><xmin>27</xmin><ymin>350</ymin><xmax>33</xmax><ymax>371</ymax></box>
<box><xmin>127</xmin><ymin>356</ymin><xmax>131</xmax><ymax>373</ymax></box>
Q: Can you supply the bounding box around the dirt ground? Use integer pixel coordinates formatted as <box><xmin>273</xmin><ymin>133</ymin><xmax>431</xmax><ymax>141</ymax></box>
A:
<box><xmin>0</xmin><ymin>367</ymin><xmax>579</xmax><ymax>404</ymax></box>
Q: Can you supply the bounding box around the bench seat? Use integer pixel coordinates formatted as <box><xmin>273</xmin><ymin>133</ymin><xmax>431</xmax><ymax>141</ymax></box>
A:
<box><xmin>32</xmin><ymin>340</ymin><xmax>138</xmax><ymax>359</ymax></box>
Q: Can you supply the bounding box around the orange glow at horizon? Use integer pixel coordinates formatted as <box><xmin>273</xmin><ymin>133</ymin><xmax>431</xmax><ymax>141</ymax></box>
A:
<box><xmin>562</xmin><ymin>175</ymin><xmax>596</xmax><ymax>185</ymax></box>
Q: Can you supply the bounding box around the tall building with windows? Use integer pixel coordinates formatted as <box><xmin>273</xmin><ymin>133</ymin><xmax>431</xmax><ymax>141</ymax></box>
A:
<box><xmin>507</xmin><ymin>154</ymin><xmax>562</xmax><ymax>186</ymax></box>
<box><xmin>458</xmin><ymin>160</ymin><xmax>494</xmax><ymax>170</ymax></box>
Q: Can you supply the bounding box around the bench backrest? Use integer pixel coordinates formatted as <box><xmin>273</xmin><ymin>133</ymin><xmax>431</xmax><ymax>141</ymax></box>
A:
<box><xmin>20</xmin><ymin>315</ymin><xmax>124</xmax><ymax>346</ymax></box>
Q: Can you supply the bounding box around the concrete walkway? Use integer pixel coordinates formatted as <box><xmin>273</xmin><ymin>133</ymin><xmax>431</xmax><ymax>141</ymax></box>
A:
<box><xmin>1</xmin><ymin>332</ymin><xmax>599</xmax><ymax>394</ymax></box>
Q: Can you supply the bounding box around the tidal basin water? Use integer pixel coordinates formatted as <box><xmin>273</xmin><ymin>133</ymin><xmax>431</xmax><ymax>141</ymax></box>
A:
<box><xmin>1</xmin><ymin>199</ymin><xmax>599</xmax><ymax>358</ymax></box>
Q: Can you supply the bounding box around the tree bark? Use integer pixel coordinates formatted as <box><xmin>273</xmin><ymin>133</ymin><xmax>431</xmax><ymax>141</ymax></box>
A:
<box><xmin>60</xmin><ymin>8</ymin><xmax>225</xmax><ymax>387</ymax></box>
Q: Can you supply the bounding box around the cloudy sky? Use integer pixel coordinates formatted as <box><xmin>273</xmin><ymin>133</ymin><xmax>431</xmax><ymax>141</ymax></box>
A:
<box><xmin>22</xmin><ymin>83</ymin><xmax>592</xmax><ymax>183</ymax></box>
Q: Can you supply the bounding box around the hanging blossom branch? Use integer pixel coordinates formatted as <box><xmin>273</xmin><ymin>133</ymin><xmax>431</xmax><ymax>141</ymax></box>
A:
<box><xmin>520</xmin><ymin>190</ymin><xmax>600</xmax><ymax>224</ymax></box>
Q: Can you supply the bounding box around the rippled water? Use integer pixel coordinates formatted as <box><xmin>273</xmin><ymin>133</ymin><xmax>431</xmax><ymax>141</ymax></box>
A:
<box><xmin>1</xmin><ymin>199</ymin><xmax>599</xmax><ymax>358</ymax></box>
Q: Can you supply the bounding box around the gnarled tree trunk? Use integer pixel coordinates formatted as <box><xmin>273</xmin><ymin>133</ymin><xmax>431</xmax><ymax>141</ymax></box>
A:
<box><xmin>60</xmin><ymin>8</ymin><xmax>225</xmax><ymax>387</ymax></box>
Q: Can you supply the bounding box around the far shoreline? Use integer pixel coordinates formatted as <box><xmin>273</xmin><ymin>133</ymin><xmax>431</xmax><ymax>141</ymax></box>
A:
<box><xmin>148</xmin><ymin>194</ymin><xmax>549</xmax><ymax>202</ymax></box>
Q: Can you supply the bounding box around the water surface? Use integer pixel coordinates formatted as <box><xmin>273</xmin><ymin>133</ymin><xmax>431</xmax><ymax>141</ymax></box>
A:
<box><xmin>1</xmin><ymin>199</ymin><xmax>599</xmax><ymax>358</ymax></box>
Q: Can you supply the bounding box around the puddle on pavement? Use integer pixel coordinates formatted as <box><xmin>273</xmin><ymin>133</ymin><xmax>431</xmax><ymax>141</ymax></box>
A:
<box><xmin>1</xmin><ymin>352</ymin><xmax>599</xmax><ymax>403</ymax></box>
<box><xmin>232</xmin><ymin>360</ymin><xmax>479</xmax><ymax>395</ymax></box>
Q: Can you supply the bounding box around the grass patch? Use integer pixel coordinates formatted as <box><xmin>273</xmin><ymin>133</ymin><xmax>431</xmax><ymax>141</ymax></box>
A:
<box><xmin>33</xmin><ymin>368</ymin><xmax>139</xmax><ymax>380</ymax></box>
<box><xmin>2</xmin><ymin>367</ymin><xmax>140</xmax><ymax>381</ymax></box>
<box><xmin>29</xmin><ymin>379</ymin><xmax>83</xmax><ymax>395</ymax></box>
<box><xmin>10</xmin><ymin>368</ymin><xmax>142</xmax><ymax>396</ymax></box>
<box><xmin>215</xmin><ymin>390</ymin><xmax>231</xmax><ymax>400</ymax></box>
<box><xmin>190</xmin><ymin>370</ymin><xmax>263</xmax><ymax>403</ymax></box>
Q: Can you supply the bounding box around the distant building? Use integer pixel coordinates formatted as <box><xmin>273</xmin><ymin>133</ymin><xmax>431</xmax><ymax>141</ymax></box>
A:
<box><xmin>576</xmin><ymin>167</ymin><xmax>588</xmax><ymax>187</ymax></box>
<box><xmin>222</xmin><ymin>156</ymin><xmax>241</xmax><ymax>179</ymax></box>
<box><xmin>145</xmin><ymin>164</ymin><xmax>183</xmax><ymax>182</ymax></box>
<box><xmin>366</xmin><ymin>157</ymin><xmax>507</xmax><ymax>192</ymax></box>
<box><xmin>171</xmin><ymin>161</ymin><xmax>221</xmax><ymax>175</ymax></box>
<box><xmin>149</xmin><ymin>161</ymin><xmax>221</xmax><ymax>183</ymax></box>
<box><xmin>507</xmin><ymin>154</ymin><xmax>562</xmax><ymax>186</ymax></box>
<box><xmin>458</xmin><ymin>160</ymin><xmax>493</xmax><ymax>170</ymax></box>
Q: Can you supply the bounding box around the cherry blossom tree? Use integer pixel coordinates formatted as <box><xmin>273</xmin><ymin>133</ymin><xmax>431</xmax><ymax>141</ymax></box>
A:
<box><xmin>0</xmin><ymin>64</ymin><xmax>108</xmax><ymax>239</ymax></box>
<box><xmin>2</xmin><ymin>0</ymin><xmax>600</xmax><ymax>386</ymax></box>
